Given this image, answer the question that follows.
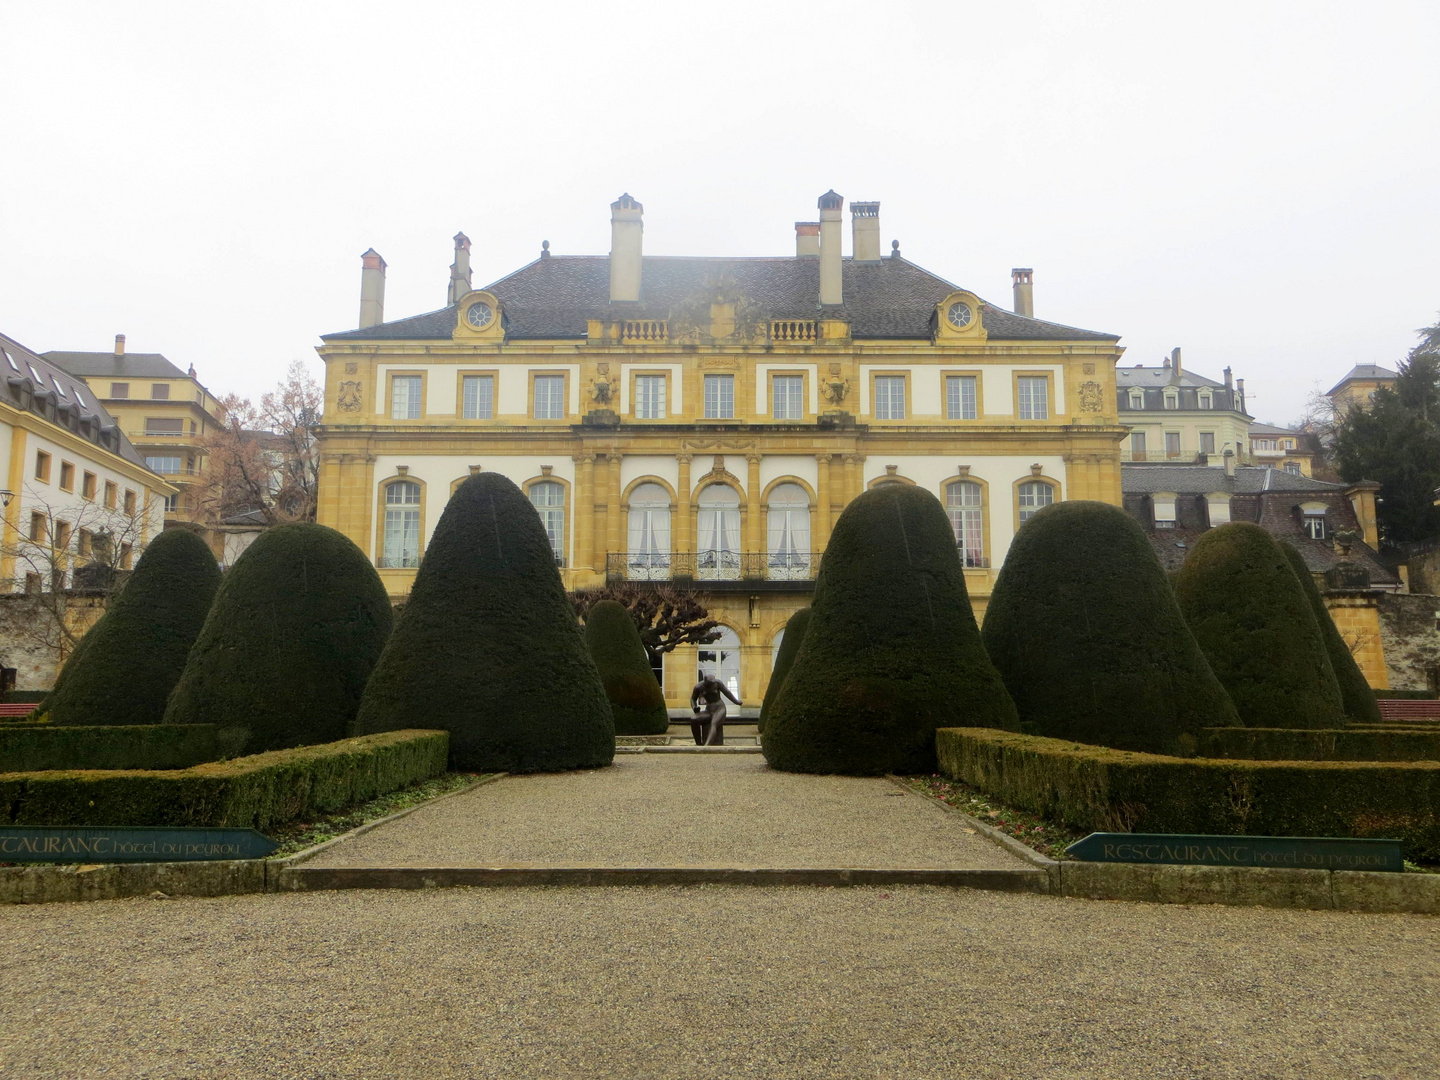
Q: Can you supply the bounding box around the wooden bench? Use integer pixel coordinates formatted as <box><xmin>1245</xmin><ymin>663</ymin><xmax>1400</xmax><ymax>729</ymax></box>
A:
<box><xmin>1377</xmin><ymin>699</ymin><xmax>1440</xmax><ymax>723</ymax></box>
<box><xmin>0</xmin><ymin>702</ymin><xmax>39</xmax><ymax>718</ymax></box>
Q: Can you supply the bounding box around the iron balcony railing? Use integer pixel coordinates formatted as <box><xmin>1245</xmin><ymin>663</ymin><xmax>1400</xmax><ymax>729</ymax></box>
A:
<box><xmin>606</xmin><ymin>550</ymin><xmax>822</xmax><ymax>585</ymax></box>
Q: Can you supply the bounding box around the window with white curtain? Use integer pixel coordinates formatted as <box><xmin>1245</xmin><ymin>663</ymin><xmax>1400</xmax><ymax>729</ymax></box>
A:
<box><xmin>696</xmin><ymin>484</ymin><xmax>741</xmax><ymax>579</ymax></box>
<box><xmin>382</xmin><ymin>481</ymin><xmax>421</xmax><ymax>567</ymax></box>
<box><xmin>766</xmin><ymin>483</ymin><xmax>811</xmax><ymax>579</ymax></box>
<box><xmin>529</xmin><ymin>481</ymin><xmax>565</xmax><ymax>564</ymax></box>
<box><xmin>626</xmin><ymin>482</ymin><xmax>671</xmax><ymax>579</ymax></box>
<box><xmin>462</xmin><ymin>375</ymin><xmax>493</xmax><ymax>419</ymax></box>
<box><xmin>533</xmin><ymin>374</ymin><xmax>565</xmax><ymax>419</ymax></box>
<box><xmin>1017</xmin><ymin>376</ymin><xmax>1048</xmax><ymax>420</ymax></box>
<box><xmin>772</xmin><ymin>375</ymin><xmax>803</xmax><ymax>420</ymax></box>
<box><xmin>946</xmin><ymin>375</ymin><xmax>977</xmax><ymax>420</ymax></box>
<box><xmin>391</xmin><ymin>376</ymin><xmax>422</xmax><ymax>420</ymax></box>
<box><xmin>1017</xmin><ymin>480</ymin><xmax>1054</xmax><ymax>524</ymax></box>
<box><xmin>635</xmin><ymin>375</ymin><xmax>666</xmax><ymax>419</ymax></box>
<box><xmin>946</xmin><ymin>481</ymin><xmax>985</xmax><ymax>567</ymax></box>
<box><xmin>704</xmin><ymin>374</ymin><xmax>734</xmax><ymax>419</ymax></box>
<box><xmin>874</xmin><ymin>376</ymin><xmax>906</xmax><ymax>420</ymax></box>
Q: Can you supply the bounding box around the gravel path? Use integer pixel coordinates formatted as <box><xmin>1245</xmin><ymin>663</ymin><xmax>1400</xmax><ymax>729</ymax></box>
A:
<box><xmin>309</xmin><ymin>754</ymin><xmax>1022</xmax><ymax>869</ymax></box>
<box><xmin>0</xmin><ymin>886</ymin><xmax>1434</xmax><ymax>1079</ymax></box>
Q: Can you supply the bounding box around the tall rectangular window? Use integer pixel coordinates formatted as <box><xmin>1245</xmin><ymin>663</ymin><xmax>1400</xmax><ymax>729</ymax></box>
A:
<box><xmin>772</xmin><ymin>375</ymin><xmax>803</xmax><ymax>420</ymax></box>
<box><xmin>34</xmin><ymin>451</ymin><xmax>50</xmax><ymax>482</ymax></box>
<box><xmin>151</xmin><ymin>383</ymin><xmax>170</xmax><ymax>400</ymax></box>
<box><xmin>146</xmin><ymin>456</ymin><xmax>184</xmax><ymax>474</ymax></box>
<box><xmin>59</xmin><ymin>462</ymin><xmax>74</xmax><ymax>491</ymax></box>
<box><xmin>104</xmin><ymin>481</ymin><xmax>117</xmax><ymax>509</ymax></box>
<box><xmin>1130</xmin><ymin>432</ymin><xmax>1147</xmax><ymax>459</ymax></box>
<box><xmin>874</xmin><ymin>376</ymin><xmax>906</xmax><ymax>420</ymax></box>
<box><xmin>1017</xmin><ymin>376</ymin><xmax>1048</xmax><ymax>420</ymax></box>
<box><xmin>533</xmin><ymin>374</ymin><xmax>565</xmax><ymax>419</ymax></box>
<box><xmin>636</xmin><ymin>374</ymin><xmax>667</xmax><ymax>419</ymax></box>
<box><xmin>946</xmin><ymin>375</ymin><xmax>978</xmax><ymax>420</ymax></box>
<box><xmin>1199</xmin><ymin>432</ymin><xmax>1216</xmax><ymax>455</ymax></box>
<box><xmin>82</xmin><ymin>472</ymin><xmax>96</xmax><ymax>499</ymax></box>
<box><xmin>704</xmin><ymin>375</ymin><xmax>734</xmax><ymax>419</ymax></box>
<box><xmin>946</xmin><ymin>481</ymin><xmax>985</xmax><ymax>568</ymax></box>
<box><xmin>461</xmin><ymin>375</ymin><xmax>494</xmax><ymax>419</ymax></box>
<box><xmin>391</xmin><ymin>375</ymin><xmax>422</xmax><ymax>420</ymax></box>
<box><xmin>1165</xmin><ymin>432</ymin><xmax>1181</xmax><ymax>458</ymax></box>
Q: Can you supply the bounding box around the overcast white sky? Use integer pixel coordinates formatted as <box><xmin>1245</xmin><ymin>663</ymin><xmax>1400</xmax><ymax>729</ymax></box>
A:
<box><xmin>2</xmin><ymin>1</ymin><xmax>1437</xmax><ymax>425</ymax></box>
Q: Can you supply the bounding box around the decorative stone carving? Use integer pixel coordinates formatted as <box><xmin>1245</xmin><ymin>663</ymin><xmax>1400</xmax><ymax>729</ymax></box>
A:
<box><xmin>590</xmin><ymin>375</ymin><xmax>614</xmax><ymax>406</ymax></box>
<box><xmin>1078</xmin><ymin>380</ymin><xmax>1103</xmax><ymax>412</ymax></box>
<box><xmin>822</xmin><ymin>377</ymin><xmax>851</xmax><ymax>407</ymax></box>
<box><xmin>344</xmin><ymin>362</ymin><xmax>358</xmax><ymax>375</ymax></box>
<box><xmin>337</xmin><ymin>380</ymin><xmax>363</xmax><ymax>413</ymax></box>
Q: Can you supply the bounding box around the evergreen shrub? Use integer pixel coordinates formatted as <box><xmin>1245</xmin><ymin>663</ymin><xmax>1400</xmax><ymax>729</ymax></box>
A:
<box><xmin>585</xmin><ymin>599</ymin><xmax>668</xmax><ymax>735</ymax></box>
<box><xmin>758</xmin><ymin>607</ymin><xmax>810</xmax><ymax>733</ymax></box>
<box><xmin>1280</xmin><ymin>542</ymin><xmax>1382</xmax><ymax>725</ymax></box>
<box><xmin>39</xmin><ymin>528</ymin><xmax>221</xmax><ymax>729</ymax></box>
<box><xmin>0</xmin><ymin>724</ymin><xmax>218</xmax><ymax>771</ymax></box>
<box><xmin>762</xmin><ymin>484</ymin><xmax>1017</xmax><ymax>775</ymax></box>
<box><xmin>1174</xmin><ymin>522</ymin><xmax>1346</xmax><ymax>730</ymax></box>
<box><xmin>164</xmin><ymin>524</ymin><xmax>393</xmax><ymax>754</ymax></box>
<box><xmin>354</xmin><ymin>473</ymin><xmax>614</xmax><ymax>772</ymax></box>
<box><xmin>981</xmin><ymin>501</ymin><xmax>1239</xmax><ymax>755</ymax></box>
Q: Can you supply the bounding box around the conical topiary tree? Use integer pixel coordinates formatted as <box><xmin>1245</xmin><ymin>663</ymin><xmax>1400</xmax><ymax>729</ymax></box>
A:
<box><xmin>354</xmin><ymin>473</ymin><xmax>614</xmax><ymax>772</ymax></box>
<box><xmin>1174</xmin><ymin>522</ymin><xmax>1346</xmax><ymax>729</ymax></box>
<box><xmin>758</xmin><ymin>607</ymin><xmax>810</xmax><ymax>734</ymax></box>
<box><xmin>981</xmin><ymin>501</ymin><xmax>1240</xmax><ymax>754</ymax></box>
<box><xmin>1280</xmin><ymin>542</ymin><xmax>1380</xmax><ymax>725</ymax></box>
<box><xmin>164</xmin><ymin>523</ymin><xmax>393</xmax><ymax>754</ymax></box>
<box><xmin>585</xmin><ymin>599</ymin><xmax>669</xmax><ymax>735</ymax></box>
<box><xmin>39</xmin><ymin>528</ymin><xmax>222</xmax><ymax>728</ymax></box>
<box><xmin>763</xmin><ymin>484</ymin><xmax>1018</xmax><ymax>775</ymax></box>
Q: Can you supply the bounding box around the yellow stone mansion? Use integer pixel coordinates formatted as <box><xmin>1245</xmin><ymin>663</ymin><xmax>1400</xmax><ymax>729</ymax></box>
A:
<box><xmin>315</xmin><ymin>192</ymin><xmax>1126</xmax><ymax>705</ymax></box>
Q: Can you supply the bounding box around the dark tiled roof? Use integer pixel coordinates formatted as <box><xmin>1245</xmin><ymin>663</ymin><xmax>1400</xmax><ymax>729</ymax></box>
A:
<box><xmin>44</xmin><ymin>350</ymin><xmax>188</xmax><ymax>380</ymax></box>
<box><xmin>1327</xmin><ymin>364</ymin><xmax>1398</xmax><ymax>395</ymax></box>
<box><xmin>323</xmin><ymin>256</ymin><xmax>1119</xmax><ymax>343</ymax></box>
<box><xmin>0</xmin><ymin>333</ymin><xmax>145</xmax><ymax>467</ymax></box>
<box><xmin>1249</xmin><ymin>421</ymin><xmax>1305</xmax><ymax>436</ymax></box>
<box><xmin>1121</xmin><ymin>465</ymin><xmax>1345</xmax><ymax>496</ymax></box>
<box><xmin>1115</xmin><ymin>365</ymin><xmax>1225</xmax><ymax>389</ymax></box>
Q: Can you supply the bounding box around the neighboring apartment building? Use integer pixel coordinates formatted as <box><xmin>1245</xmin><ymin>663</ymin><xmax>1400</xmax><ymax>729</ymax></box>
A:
<box><xmin>1327</xmin><ymin>364</ymin><xmax>1398</xmax><ymax>413</ymax></box>
<box><xmin>314</xmin><ymin>192</ymin><xmax>1127</xmax><ymax>705</ymax></box>
<box><xmin>1115</xmin><ymin>349</ymin><xmax>1252</xmax><ymax>466</ymax></box>
<box><xmin>44</xmin><ymin>336</ymin><xmax>226</xmax><ymax>549</ymax></box>
<box><xmin>0</xmin><ymin>330</ymin><xmax>173</xmax><ymax>685</ymax></box>
<box><xmin>1247</xmin><ymin>422</ymin><xmax>1313</xmax><ymax>477</ymax></box>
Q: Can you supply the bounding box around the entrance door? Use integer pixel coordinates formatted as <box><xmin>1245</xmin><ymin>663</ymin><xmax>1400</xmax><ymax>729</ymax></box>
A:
<box><xmin>697</xmin><ymin>627</ymin><xmax>741</xmax><ymax>699</ymax></box>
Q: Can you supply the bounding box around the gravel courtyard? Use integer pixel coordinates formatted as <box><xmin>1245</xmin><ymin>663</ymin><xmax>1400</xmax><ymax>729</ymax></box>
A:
<box><xmin>307</xmin><ymin>754</ymin><xmax>1025</xmax><ymax>869</ymax></box>
<box><xmin>0</xmin><ymin>885</ymin><xmax>1435</xmax><ymax>1079</ymax></box>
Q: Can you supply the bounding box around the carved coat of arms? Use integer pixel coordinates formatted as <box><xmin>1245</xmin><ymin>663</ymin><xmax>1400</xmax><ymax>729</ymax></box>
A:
<box><xmin>1078</xmin><ymin>380</ymin><xmax>1103</xmax><ymax>413</ymax></box>
<box><xmin>338</xmin><ymin>381</ymin><xmax>363</xmax><ymax>412</ymax></box>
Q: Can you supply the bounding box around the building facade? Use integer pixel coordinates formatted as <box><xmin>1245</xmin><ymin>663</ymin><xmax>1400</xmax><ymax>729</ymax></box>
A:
<box><xmin>45</xmin><ymin>336</ymin><xmax>227</xmax><ymax>550</ymax></box>
<box><xmin>1116</xmin><ymin>349</ymin><xmax>1253</xmax><ymax>466</ymax></box>
<box><xmin>315</xmin><ymin>193</ymin><xmax>1126</xmax><ymax>705</ymax></box>
<box><xmin>1327</xmin><ymin>363</ymin><xmax>1398</xmax><ymax>413</ymax></box>
<box><xmin>1247</xmin><ymin>422</ymin><xmax>1314</xmax><ymax>477</ymax></box>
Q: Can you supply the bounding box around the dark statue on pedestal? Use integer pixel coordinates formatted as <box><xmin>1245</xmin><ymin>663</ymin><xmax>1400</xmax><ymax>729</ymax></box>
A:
<box><xmin>689</xmin><ymin>673</ymin><xmax>740</xmax><ymax>746</ymax></box>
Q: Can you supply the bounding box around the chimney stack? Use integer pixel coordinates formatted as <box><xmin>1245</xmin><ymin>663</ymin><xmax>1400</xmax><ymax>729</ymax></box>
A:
<box><xmin>358</xmin><ymin>249</ymin><xmax>387</xmax><ymax>329</ymax></box>
<box><xmin>1236</xmin><ymin>378</ymin><xmax>1246</xmax><ymax>413</ymax></box>
<box><xmin>1171</xmin><ymin>347</ymin><xmax>1183</xmax><ymax>380</ymax></box>
<box><xmin>850</xmin><ymin>201</ymin><xmax>881</xmax><ymax>261</ymax></box>
<box><xmin>818</xmin><ymin>189</ymin><xmax>844</xmax><ymax>306</ymax></box>
<box><xmin>113</xmin><ymin>334</ymin><xmax>126</xmax><ymax>358</ymax></box>
<box><xmin>1223</xmin><ymin>448</ymin><xmax>1236</xmax><ymax>478</ymax></box>
<box><xmin>447</xmin><ymin>232</ymin><xmax>473</xmax><ymax>305</ymax></box>
<box><xmin>608</xmin><ymin>193</ymin><xmax>643</xmax><ymax>303</ymax></box>
<box><xmin>1224</xmin><ymin>366</ymin><xmax>1233</xmax><ymax>388</ymax></box>
<box><xmin>1011</xmin><ymin>268</ymin><xmax>1034</xmax><ymax>318</ymax></box>
<box><xmin>795</xmin><ymin>222</ymin><xmax>820</xmax><ymax>257</ymax></box>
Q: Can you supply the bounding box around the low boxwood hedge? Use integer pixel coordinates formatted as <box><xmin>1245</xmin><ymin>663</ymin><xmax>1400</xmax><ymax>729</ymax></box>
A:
<box><xmin>0</xmin><ymin>730</ymin><xmax>448</xmax><ymax>830</ymax></box>
<box><xmin>1198</xmin><ymin>726</ymin><xmax>1440</xmax><ymax>762</ymax></box>
<box><xmin>1375</xmin><ymin>690</ymin><xmax>1440</xmax><ymax>700</ymax></box>
<box><xmin>0</xmin><ymin>725</ymin><xmax>220</xmax><ymax>772</ymax></box>
<box><xmin>936</xmin><ymin>727</ymin><xmax>1440</xmax><ymax>861</ymax></box>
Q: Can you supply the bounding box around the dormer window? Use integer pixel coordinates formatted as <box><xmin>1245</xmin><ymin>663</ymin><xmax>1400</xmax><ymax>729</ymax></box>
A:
<box><xmin>1153</xmin><ymin>492</ymin><xmax>1177</xmax><ymax>529</ymax></box>
<box><xmin>1198</xmin><ymin>392</ymin><xmax>1213</xmax><ymax>410</ymax></box>
<box><xmin>1128</xmin><ymin>391</ymin><xmax>1144</xmax><ymax>409</ymax></box>
<box><xmin>1301</xmin><ymin>504</ymin><xmax>1328</xmax><ymax>540</ymax></box>
<box><xmin>1163</xmin><ymin>391</ymin><xmax>1179</xmax><ymax>410</ymax></box>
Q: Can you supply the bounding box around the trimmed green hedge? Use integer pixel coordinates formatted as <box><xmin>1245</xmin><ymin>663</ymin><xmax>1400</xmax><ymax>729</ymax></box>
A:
<box><xmin>1174</xmin><ymin>522</ymin><xmax>1346</xmax><ymax>729</ymax></box>
<box><xmin>981</xmin><ymin>501</ymin><xmax>1239</xmax><ymax>755</ymax></box>
<box><xmin>1198</xmin><ymin>726</ymin><xmax>1440</xmax><ymax>762</ymax></box>
<box><xmin>936</xmin><ymin>727</ymin><xmax>1440</xmax><ymax>861</ymax></box>
<box><xmin>0</xmin><ymin>725</ymin><xmax>220</xmax><ymax>772</ymax></box>
<box><xmin>3</xmin><ymin>692</ymin><xmax>48</xmax><ymax>705</ymax></box>
<box><xmin>584</xmin><ymin>600</ymin><xmax>668</xmax><ymax>735</ymax></box>
<box><xmin>759</xmin><ymin>607</ymin><xmax>810</xmax><ymax>734</ymax></box>
<box><xmin>1375</xmin><ymin>690</ymin><xmax>1440</xmax><ymax>700</ymax></box>
<box><xmin>0</xmin><ymin>730</ymin><xmax>447</xmax><ymax>829</ymax></box>
<box><xmin>1280</xmin><ymin>543</ymin><xmax>1382</xmax><ymax>725</ymax></box>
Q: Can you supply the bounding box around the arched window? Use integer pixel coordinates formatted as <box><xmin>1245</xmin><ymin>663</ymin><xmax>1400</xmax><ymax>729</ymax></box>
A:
<box><xmin>529</xmin><ymin>481</ymin><xmax>565</xmax><ymax>566</ymax></box>
<box><xmin>697</xmin><ymin>484</ymin><xmax>741</xmax><ymax>580</ymax></box>
<box><xmin>771</xmin><ymin>627</ymin><xmax>785</xmax><ymax>669</ymax></box>
<box><xmin>946</xmin><ymin>481</ymin><xmax>985</xmax><ymax>568</ymax></box>
<box><xmin>382</xmin><ymin>481</ymin><xmax>421</xmax><ymax>568</ymax></box>
<box><xmin>1017</xmin><ymin>480</ymin><xmax>1054</xmax><ymax>525</ymax></box>
<box><xmin>766</xmin><ymin>483</ymin><xmax>811</xmax><ymax>580</ymax></box>
<box><xmin>627</xmin><ymin>482</ymin><xmax>671</xmax><ymax>579</ymax></box>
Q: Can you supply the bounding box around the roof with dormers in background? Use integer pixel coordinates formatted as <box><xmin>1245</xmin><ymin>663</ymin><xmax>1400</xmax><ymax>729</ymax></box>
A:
<box><xmin>1326</xmin><ymin>364</ymin><xmax>1399</xmax><ymax>396</ymax></box>
<box><xmin>1121</xmin><ymin>465</ymin><xmax>1346</xmax><ymax>496</ymax></box>
<box><xmin>321</xmin><ymin>255</ymin><xmax>1119</xmax><ymax>343</ymax></box>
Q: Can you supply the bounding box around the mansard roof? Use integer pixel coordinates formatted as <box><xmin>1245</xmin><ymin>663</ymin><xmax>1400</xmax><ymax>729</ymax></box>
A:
<box><xmin>1121</xmin><ymin>465</ymin><xmax>1345</xmax><ymax>496</ymax></box>
<box><xmin>322</xmin><ymin>255</ymin><xmax>1119</xmax><ymax>343</ymax></box>
<box><xmin>1326</xmin><ymin>364</ymin><xmax>1398</xmax><ymax>396</ymax></box>
<box><xmin>1114</xmin><ymin>365</ymin><xmax>1225</xmax><ymax>389</ymax></box>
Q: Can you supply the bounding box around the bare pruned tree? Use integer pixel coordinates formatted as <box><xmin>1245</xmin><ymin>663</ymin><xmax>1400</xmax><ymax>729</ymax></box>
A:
<box><xmin>570</xmin><ymin>582</ymin><xmax>722</xmax><ymax>663</ymax></box>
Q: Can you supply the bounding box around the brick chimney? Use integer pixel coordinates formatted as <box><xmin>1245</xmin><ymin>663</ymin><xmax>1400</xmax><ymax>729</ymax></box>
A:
<box><xmin>795</xmin><ymin>222</ymin><xmax>820</xmax><ymax>257</ymax></box>
<box><xmin>609</xmin><ymin>193</ymin><xmax>643</xmax><ymax>303</ymax></box>
<box><xmin>447</xmin><ymin>232</ymin><xmax>472</xmax><ymax>305</ymax></box>
<box><xmin>818</xmin><ymin>189</ymin><xmax>843</xmax><ymax>306</ymax></box>
<box><xmin>1171</xmin><ymin>347</ymin><xmax>1183</xmax><ymax>380</ymax></box>
<box><xmin>1012</xmin><ymin>269</ymin><xmax>1034</xmax><ymax>318</ymax></box>
<box><xmin>850</xmin><ymin>201</ymin><xmax>880</xmax><ymax>262</ymax></box>
<box><xmin>358</xmin><ymin>249</ymin><xmax>387</xmax><ymax>329</ymax></box>
<box><xmin>113</xmin><ymin>334</ymin><xmax>125</xmax><ymax>358</ymax></box>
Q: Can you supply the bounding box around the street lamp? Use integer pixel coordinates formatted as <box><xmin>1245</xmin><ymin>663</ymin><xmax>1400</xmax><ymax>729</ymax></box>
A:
<box><xmin>0</xmin><ymin>490</ymin><xmax>13</xmax><ymax>509</ymax></box>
